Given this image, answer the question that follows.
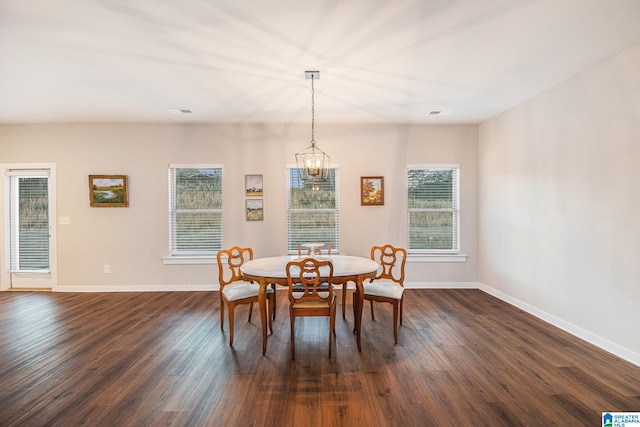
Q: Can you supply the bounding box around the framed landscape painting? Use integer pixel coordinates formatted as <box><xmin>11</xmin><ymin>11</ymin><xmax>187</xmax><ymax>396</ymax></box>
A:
<box><xmin>360</xmin><ymin>176</ymin><xmax>384</xmax><ymax>206</ymax></box>
<box><xmin>89</xmin><ymin>175</ymin><xmax>129</xmax><ymax>207</ymax></box>
<box><xmin>246</xmin><ymin>199</ymin><xmax>263</xmax><ymax>221</ymax></box>
<box><xmin>245</xmin><ymin>174</ymin><xmax>263</xmax><ymax>196</ymax></box>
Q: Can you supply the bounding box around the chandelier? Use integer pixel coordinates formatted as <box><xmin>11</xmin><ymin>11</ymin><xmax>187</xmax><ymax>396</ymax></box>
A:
<box><xmin>295</xmin><ymin>71</ymin><xmax>330</xmax><ymax>182</ymax></box>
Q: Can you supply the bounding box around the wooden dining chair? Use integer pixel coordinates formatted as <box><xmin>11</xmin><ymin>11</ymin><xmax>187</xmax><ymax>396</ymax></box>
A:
<box><xmin>217</xmin><ymin>246</ymin><xmax>274</xmax><ymax>347</ymax></box>
<box><xmin>362</xmin><ymin>244</ymin><xmax>407</xmax><ymax>344</ymax></box>
<box><xmin>286</xmin><ymin>257</ymin><xmax>336</xmax><ymax>360</ymax></box>
<box><xmin>297</xmin><ymin>242</ymin><xmax>331</xmax><ymax>256</ymax></box>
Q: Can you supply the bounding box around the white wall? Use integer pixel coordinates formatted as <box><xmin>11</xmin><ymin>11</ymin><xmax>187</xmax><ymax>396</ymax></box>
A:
<box><xmin>0</xmin><ymin>123</ymin><xmax>478</xmax><ymax>290</ymax></box>
<box><xmin>478</xmin><ymin>44</ymin><xmax>640</xmax><ymax>363</ymax></box>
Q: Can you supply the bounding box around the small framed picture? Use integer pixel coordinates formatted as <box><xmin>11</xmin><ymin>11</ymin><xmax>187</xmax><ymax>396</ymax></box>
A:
<box><xmin>245</xmin><ymin>174</ymin><xmax>263</xmax><ymax>196</ymax></box>
<box><xmin>89</xmin><ymin>175</ymin><xmax>129</xmax><ymax>207</ymax></box>
<box><xmin>360</xmin><ymin>176</ymin><xmax>384</xmax><ymax>206</ymax></box>
<box><xmin>246</xmin><ymin>199</ymin><xmax>264</xmax><ymax>221</ymax></box>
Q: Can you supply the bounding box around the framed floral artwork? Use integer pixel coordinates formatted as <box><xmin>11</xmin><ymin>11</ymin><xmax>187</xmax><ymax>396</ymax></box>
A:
<box><xmin>360</xmin><ymin>176</ymin><xmax>384</xmax><ymax>206</ymax></box>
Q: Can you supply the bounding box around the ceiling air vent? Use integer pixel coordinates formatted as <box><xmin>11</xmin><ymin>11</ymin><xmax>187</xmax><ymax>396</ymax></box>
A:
<box><xmin>167</xmin><ymin>108</ymin><xmax>194</xmax><ymax>114</ymax></box>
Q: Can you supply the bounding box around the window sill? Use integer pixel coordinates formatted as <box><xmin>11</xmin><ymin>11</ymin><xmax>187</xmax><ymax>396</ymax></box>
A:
<box><xmin>162</xmin><ymin>256</ymin><xmax>216</xmax><ymax>265</ymax></box>
<box><xmin>407</xmin><ymin>254</ymin><xmax>468</xmax><ymax>263</ymax></box>
<box><xmin>9</xmin><ymin>270</ymin><xmax>51</xmax><ymax>275</ymax></box>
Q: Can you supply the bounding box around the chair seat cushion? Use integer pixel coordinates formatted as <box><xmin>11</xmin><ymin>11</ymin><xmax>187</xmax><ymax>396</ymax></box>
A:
<box><xmin>292</xmin><ymin>300</ymin><xmax>331</xmax><ymax>309</ymax></box>
<box><xmin>363</xmin><ymin>280</ymin><xmax>404</xmax><ymax>300</ymax></box>
<box><xmin>222</xmin><ymin>281</ymin><xmax>274</xmax><ymax>301</ymax></box>
<box><xmin>291</xmin><ymin>292</ymin><xmax>335</xmax><ymax>309</ymax></box>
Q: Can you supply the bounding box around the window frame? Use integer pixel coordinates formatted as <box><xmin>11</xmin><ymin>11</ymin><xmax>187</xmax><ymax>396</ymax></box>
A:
<box><xmin>286</xmin><ymin>165</ymin><xmax>340</xmax><ymax>255</ymax></box>
<box><xmin>407</xmin><ymin>164</ymin><xmax>460</xmax><ymax>254</ymax></box>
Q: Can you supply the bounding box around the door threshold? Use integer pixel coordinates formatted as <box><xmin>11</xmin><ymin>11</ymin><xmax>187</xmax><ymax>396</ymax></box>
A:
<box><xmin>8</xmin><ymin>288</ymin><xmax>52</xmax><ymax>292</ymax></box>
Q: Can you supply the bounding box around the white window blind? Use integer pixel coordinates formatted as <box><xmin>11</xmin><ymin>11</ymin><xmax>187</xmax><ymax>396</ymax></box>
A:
<box><xmin>168</xmin><ymin>165</ymin><xmax>223</xmax><ymax>255</ymax></box>
<box><xmin>407</xmin><ymin>165</ymin><xmax>460</xmax><ymax>252</ymax></box>
<box><xmin>286</xmin><ymin>166</ymin><xmax>340</xmax><ymax>253</ymax></box>
<box><xmin>6</xmin><ymin>170</ymin><xmax>50</xmax><ymax>271</ymax></box>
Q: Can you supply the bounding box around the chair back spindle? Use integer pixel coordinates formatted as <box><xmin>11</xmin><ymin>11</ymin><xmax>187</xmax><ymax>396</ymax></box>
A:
<box><xmin>218</xmin><ymin>246</ymin><xmax>253</xmax><ymax>286</ymax></box>
<box><xmin>372</xmin><ymin>244</ymin><xmax>406</xmax><ymax>285</ymax></box>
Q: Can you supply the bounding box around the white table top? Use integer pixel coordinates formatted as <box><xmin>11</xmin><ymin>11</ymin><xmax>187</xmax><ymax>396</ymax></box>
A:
<box><xmin>241</xmin><ymin>255</ymin><xmax>379</xmax><ymax>279</ymax></box>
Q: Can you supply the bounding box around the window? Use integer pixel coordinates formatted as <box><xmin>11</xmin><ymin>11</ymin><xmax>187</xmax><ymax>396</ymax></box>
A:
<box><xmin>407</xmin><ymin>165</ymin><xmax>460</xmax><ymax>253</ymax></box>
<box><xmin>286</xmin><ymin>166</ymin><xmax>339</xmax><ymax>253</ymax></box>
<box><xmin>168</xmin><ymin>165</ymin><xmax>223</xmax><ymax>255</ymax></box>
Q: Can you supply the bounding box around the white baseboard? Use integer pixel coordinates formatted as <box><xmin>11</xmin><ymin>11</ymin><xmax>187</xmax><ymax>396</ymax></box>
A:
<box><xmin>52</xmin><ymin>281</ymin><xmax>480</xmax><ymax>293</ymax></box>
<box><xmin>329</xmin><ymin>281</ymin><xmax>478</xmax><ymax>290</ymax></box>
<box><xmin>404</xmin><ymin>281</ymin><xmax>479</xmax><ymax>289</ymax></box>
<box><xmin>479</xmin><ymin>282</ymin><xmax>640</xmax><ymax>367</ymax></box>
<box><xmin>55</xmin><ymin>283</ymin><xmax>220</xmax><ymax>292</ymax></box>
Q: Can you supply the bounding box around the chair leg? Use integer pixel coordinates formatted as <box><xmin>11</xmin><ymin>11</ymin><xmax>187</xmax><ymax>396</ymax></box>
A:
<box><xmin>229</xmin><ymin>302</ymin><xmax>235</xmax><ymax>347</ymax></box>
<box><xmin>399</xmin><ymin>297</ymin><xmax>403</xmax><ymax>325</ymax></box>
<box><xmin>331</xmin><ymin>304</ymin><xmax>337</xmax><ymax>337</ymax></box>
<box><xmin>268</xmin><ymin>294</ymin><xmax>274</xmax><ymax>335</ymax></box>
<box><xmin>352</xmin><ymin>292</ymin><xmax>357</xmax><ymax>334</ymax></box>
<box><xmin>328</xmin><ymin>316</ymin><xmax>333</xmax><ymax>359</ymax></box>
<box><xmin>271</xmin><ymin>284</ymin><xmax>277</xmax><ymax>320</ymax></box>
<box><xmin>342</xmin><ymin>284</ymin><xmax>347</xmax><ymax>319</ymax></box>
<box><xmin>248</xmin><ymin>301</ymin><xmax>253</xmax><ymax>322</ymax></box>
<box><xmin>290</xmin><ymin>310</ymin><xmax>296</xmax><ymax>360</ymax></box>
<box><xmin>370</xmin><ymin>300</ymin><xmax>375</xmax><ymax>321</ymax></box>
<box><xmin>220</xmin><ymin>295</ymin><xmax>225</xmax><ymax>331</ymax></box>
<box><xmin>392</xmin><ymin>301</ymin><xmax>399</xmax><ymax>344</ymax></box>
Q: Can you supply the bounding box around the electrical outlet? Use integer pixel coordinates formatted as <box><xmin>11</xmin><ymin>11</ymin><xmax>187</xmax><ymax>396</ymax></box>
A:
<box><xmin>104</xmin><ymin>265</ymin><xmax>110</xmax><ymax>274</ymax></box>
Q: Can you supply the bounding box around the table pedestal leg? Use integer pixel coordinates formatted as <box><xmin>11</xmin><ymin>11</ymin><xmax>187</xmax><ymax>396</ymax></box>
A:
<box><xmin>354</xmin><ymin>274</ymin><xmax>364</xmax><ymax>351</ymax></box>
<box><xmin>259</xmin><ymin>278</ymin><xmax>268</xmax><ymax>355</ymax></box>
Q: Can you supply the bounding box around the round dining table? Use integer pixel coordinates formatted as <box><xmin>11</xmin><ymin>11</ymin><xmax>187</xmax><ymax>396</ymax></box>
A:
<box><xmin>241</xmin><ymin>254</ymin><xmax>379</xmax><ymax>354</ymax></box>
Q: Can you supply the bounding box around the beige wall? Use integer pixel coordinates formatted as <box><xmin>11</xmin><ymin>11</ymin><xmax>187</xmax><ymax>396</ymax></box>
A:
<box><xmin>0</xmin><ymin>123</ymin><xmax>478</xmax><ymax>290</ymax></box>
<box><xmin>479</xmin><ymin>43</ymin><xmax>640</xmax><ymax>362</ymax></box>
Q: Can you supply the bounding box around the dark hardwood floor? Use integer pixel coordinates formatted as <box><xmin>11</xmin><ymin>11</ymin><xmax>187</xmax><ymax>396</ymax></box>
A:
<box><xmin>0</xmin><ymin>289</ymin><xmax>638</xmax><ymax>426</ymax></box>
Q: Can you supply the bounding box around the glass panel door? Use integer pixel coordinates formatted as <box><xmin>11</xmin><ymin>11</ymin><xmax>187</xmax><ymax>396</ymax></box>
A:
<box><xmin>3</xmin><ymin>166</ymin><xmax>57</xmax><ymax>289</ymax></box>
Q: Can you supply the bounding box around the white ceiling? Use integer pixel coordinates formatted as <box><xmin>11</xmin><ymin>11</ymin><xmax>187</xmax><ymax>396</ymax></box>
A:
<box><xmin>2</xmin><ymin>0</ymin><xmax>640</xmax><ymax>125</ymax></box>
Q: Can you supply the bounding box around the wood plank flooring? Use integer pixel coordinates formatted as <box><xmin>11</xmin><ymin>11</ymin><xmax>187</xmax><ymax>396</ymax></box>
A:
<box><xmin>0</xmin><ymin>289</ymin><xmax>638</xmax><ymax>426</ymax></box>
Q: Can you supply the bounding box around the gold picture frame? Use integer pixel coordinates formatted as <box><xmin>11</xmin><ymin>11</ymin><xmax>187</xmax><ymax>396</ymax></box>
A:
<box><xmin>89</xmin><ymin>175</ymin><xmax>129</xmax><ymax>207</ymax></box>
<box><xmin>360</xmin><ymin>176</ymin><xmax>384</xmax><ymax>206</ymax></box>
